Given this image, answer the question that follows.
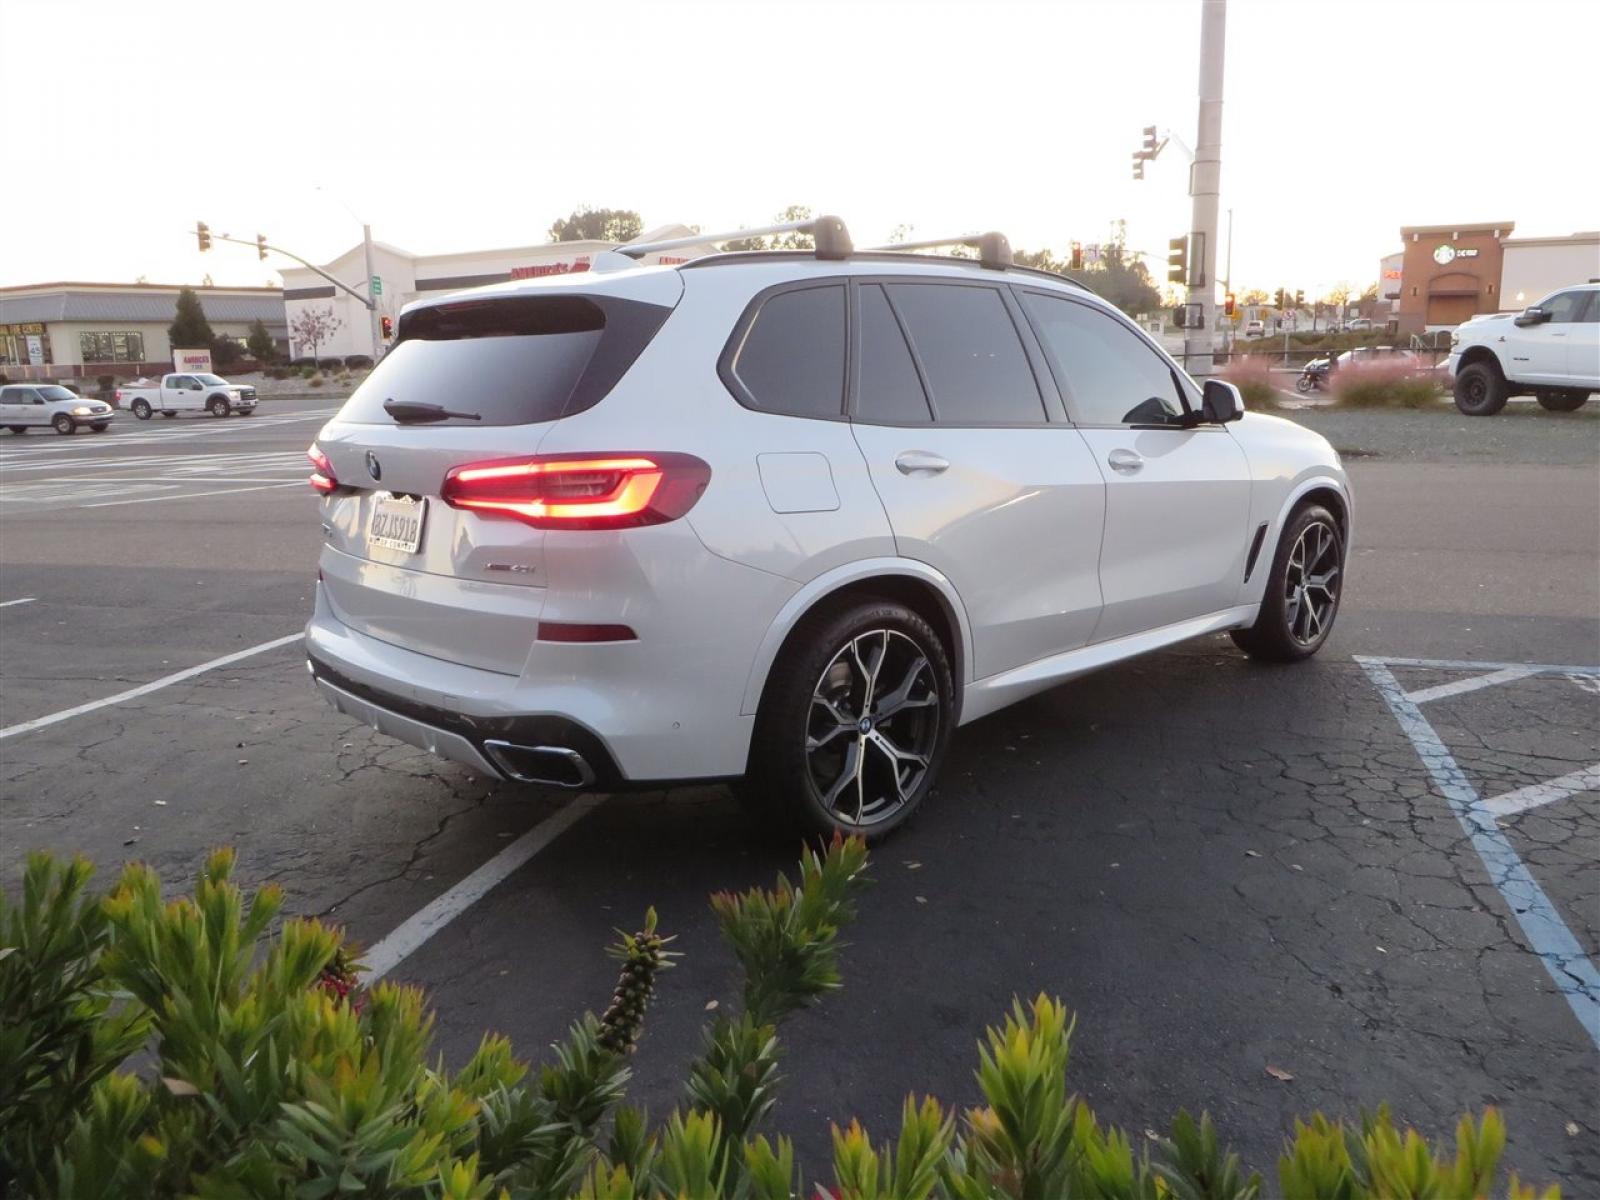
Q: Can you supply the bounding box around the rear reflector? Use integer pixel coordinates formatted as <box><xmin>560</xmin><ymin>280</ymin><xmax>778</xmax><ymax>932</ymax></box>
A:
<box><xmin>536</xmin><ymin>622</ymin><xmax>638</xmax><ymax>643</ymax></box>
<box><xmin>307</xmin><ymin>443</ymin><xmax>338</xmax><ymax>493</ymax></box>
<box><xmin>441</xmin><ymin>452</ymin><xmax>710</xmax><ymax>530</ymax></box>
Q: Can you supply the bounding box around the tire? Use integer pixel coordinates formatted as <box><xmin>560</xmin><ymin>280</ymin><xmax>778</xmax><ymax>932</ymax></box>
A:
<box><xmin>1296</xmin><ymin>375</ymin><xmax>1312</xmax><ymax>393</ymax></box>
<box><xmin>131</xmin><ymin>398</ymin><xmax>152</xmax><ymax>420</ymax></box>
<box><xmin>1536</xmin><ymin>389</ymin><xmax>1587</xmax><ymax>412</ymax></box>
<box><xmin>745</xmin><ymin>597</ymin><xmax>955</xmax><ymax>841</ymax></box>
<box><xmin>1231</xmin><ymin>503</ymin><xmax>1344</xmax><ymax>663</ymax></box>
<box><xmin>207</xmin><ymin>396</ymin><xmax>230</xmax><ymax>417</ymax></box>
<box><xmin>90</xmin><ymin>422</ymin><xmax>110</xmax><ymax>432</ymax></box>
<box><xmin>1453</xmin><ymin>361</ymin><xmax>1507</xmax><ymax>416</ymax></box>
<box><xmin>6</xmin><ymin>426</ymin><xmax>25</xmax><ymax>434</ymax></box>
<box><xmin>52</xmin><ymin>414</ymin><xmax>75</xmax><ymax>435</ymax></box>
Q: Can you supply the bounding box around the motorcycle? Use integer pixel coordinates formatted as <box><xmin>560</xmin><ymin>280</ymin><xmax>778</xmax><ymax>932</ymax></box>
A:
<box><xmin>1296</xmin><ymin>358</ymin><xmax>1332</xmax><ymax>393</ymax></box>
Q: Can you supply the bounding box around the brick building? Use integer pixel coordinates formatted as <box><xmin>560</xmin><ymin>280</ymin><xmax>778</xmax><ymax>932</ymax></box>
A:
<box><xmin>1394</xmin><ymin>222</ymin><xmax>1513</xmax><ymax>333</ymax></box>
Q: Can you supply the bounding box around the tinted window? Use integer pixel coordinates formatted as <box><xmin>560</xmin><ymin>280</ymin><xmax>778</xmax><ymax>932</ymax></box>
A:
<box><xmin>886</xmin><ymin>284</ymin><xmax>1044</xmax><ymax>423</ymax></box>
<box><xmin>1543</xmin><ymin>291</ymin><xmax>1588</xmax><ymax>323</ymax></box>
<box><xmin>731</xmin><ymin>285</ymin><xmax>846</xmax><ymax>418</ymax></box>
<box><xmin>340</xmin><ymin>295</ymin><xmax>667</xmax><ymax>426</ymax></box>
<box><xmin>37</xmin><ymin>386</ymin><xmax>76</xmax><ymax>401</ymax></box>
<box><xmin>1582</xmin><ymin>292</ymin><xmax>1600</xmax><ymax>323</ymax></box>
<box><xmin>856</xmin><ymin>284</ymin><xmax>932</xmax><ymax>423</ymax></box>
<box><xmin>194</xmin><ymin>373</ymin><xmax>228</xmax><ymax>386</ymax></box>
<box><xmin>1021</xmin><ymin>293</ymin><xmax>1186</xmax><ymax>426</ymax></box>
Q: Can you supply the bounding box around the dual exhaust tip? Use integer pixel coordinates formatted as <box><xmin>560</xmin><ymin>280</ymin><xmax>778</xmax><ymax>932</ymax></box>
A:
<box><xmin>483</xmin><ymin>740</ymin><xmax>595</xmax><ymax>789</ymax></box>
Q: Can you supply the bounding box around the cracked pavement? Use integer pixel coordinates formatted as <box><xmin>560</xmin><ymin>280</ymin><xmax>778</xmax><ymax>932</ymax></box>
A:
<box><xmin>1</xmin><ymin>397</ymin><xmax>1595</xmax><ymax>1189</ymax></box>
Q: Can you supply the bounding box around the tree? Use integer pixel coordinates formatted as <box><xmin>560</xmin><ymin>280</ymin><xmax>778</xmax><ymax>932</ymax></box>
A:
<box><xmin>211</xmin><ymin>337</ymin><xmax>242</xmax><ymax>369</ymax></box>
<box><xmin>547</xmin><ymin>206</ymin><xmax>643</xmax><ymax>243</ymax></box>
<box><xmin>289</xmin><ymin>305</ymin><xmax>342</xmax><ymax>362</ymax></box>
<box><xmin>1241</xmin><ymin>288</ymin><xmax>1270</xmax><ymax>306</ymax></box>
<box><xmin>724</xmin><ymin>204</ymin><xmax>816</xmax><ymax>251</ymax></box>
<box><xmin>1015</xmin><ymin>237</ymin><xmax>1162</xmax><ymax>317</ymax></box>
<box><xmin>1323</xmin><ymin>281</ymin><xmax>1354</xmax><ymax>328</ymax></box>
<box><xmin>245</xmin><ymin>318</ymin><xmax>276</xmax><ymax>363</ymax></box>
<box><xmin>167</xmin><ymin>286</ymin><xmax>215</xmax><ymax>350</ymax></box>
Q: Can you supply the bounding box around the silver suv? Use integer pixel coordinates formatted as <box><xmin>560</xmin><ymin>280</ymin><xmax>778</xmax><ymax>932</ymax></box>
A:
<box><xmin>305</xmin><ymin>217</ymin><xmax>1351</xmax><ymax>838</ymax></box>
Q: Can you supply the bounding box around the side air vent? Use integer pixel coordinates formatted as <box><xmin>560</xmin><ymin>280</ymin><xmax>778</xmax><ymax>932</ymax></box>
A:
<box><xmin>1243</xmin><ymin>522</ymin><xmax>1269</xmax><ymax>582</ymax></box>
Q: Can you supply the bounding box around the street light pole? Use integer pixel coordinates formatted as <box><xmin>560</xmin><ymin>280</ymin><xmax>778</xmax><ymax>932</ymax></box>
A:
<box><xmin>1183</xmin><ymin>0</ymin><xmax>1226</xmax><ymax>377</ymax></box>
<box><xmin>361</xmin><ymin>223</ymin><xmax>381</xmax><ymax>359</ymax></box>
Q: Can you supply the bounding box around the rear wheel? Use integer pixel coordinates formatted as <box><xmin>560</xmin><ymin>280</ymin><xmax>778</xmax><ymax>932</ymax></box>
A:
<box><xmin>207</xmin><ymin>396</ymin><xmax>230</xmax><ymax>417</ymax></box>
<box><xmin>131</xmin><ymin>398</ymin><xmax>152</xmax><ymax>420</ymax></box>
<box><xmin>746</xmin><ymin>598</ymin><xmax>954</xmax><ymax>841</ymax></box>
<box><xmin>1453</xmin><ymin>361</ymin><xmax>1507</xmax><ymax>416</ymax></box>
<box><xmin>1536</xmin><ymin>389</ymin><xmax>1587</xmax><ymax>412</ymax></box>
<box><xmin>1231</xmin><ymin>503</ymin><xmax>1344</xmax><ymax>663</ymax></box>
<box><xmin>6</xmin><ymin>426</ymin><xmax>25</xmax><ymax>434</ymax></box>
<box><xmin>90</xmin><ymin>422</ymin><xmax>109</xmax><ymax>432</ymax></box>
<box><xmin>51</xmin><ymin>414</ymin><xmax>75</xmax><ymax>435</ymax></box>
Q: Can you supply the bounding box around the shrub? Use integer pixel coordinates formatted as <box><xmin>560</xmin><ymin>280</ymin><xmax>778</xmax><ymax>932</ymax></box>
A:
<box><xmin>344</xmin><ymin>354</ymin><xmax>374</xmax><ymax>369</ymax></box>
<box><xmin>96</xmin><ymin>374</ymin><xmax>116</xmax><ymax>392</ymax></box>
<box><xmin>0</xmin><ymin>845</ymin><xmax>1558</xmax><ymax>1200</ymax></box>
<box><xmin>1220</xmin><ymin>357</ymin><xmax>1283</xmax><ymax>411</ymax></box>
<box><xmin>291</xmin><ymin>357</ymin><xmax>317</xmax><ymax>369</ymax></box>
<box><xmin>308</xmin><ymin>373</ymin><xmax>325</xmax><ymax>387</ymax></box>
<box><xmin>1333</xmin><ymin>362</ymin><xmax>1445</xmax><ymax>409</ymax></box>
<box><xmin>317</xmin><ymin>356</ymin><xmax>344</xmax><ymax>371</ymax></box>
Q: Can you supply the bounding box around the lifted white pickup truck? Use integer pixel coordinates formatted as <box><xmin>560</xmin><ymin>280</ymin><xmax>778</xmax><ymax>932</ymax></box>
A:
<box><xmin>1447</xmin><ymin>282</ymin><xmax>1599</xmax><ymax>415</ymax></box>
<box><xmin>116</xmin><ymin>372</ymin><xmax>258</xmax><ymax>420</ymax></box>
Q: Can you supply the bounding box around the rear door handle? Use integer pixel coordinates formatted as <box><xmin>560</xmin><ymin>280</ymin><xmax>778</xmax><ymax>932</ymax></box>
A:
<box><xmin>895</xmin><ymin>450</ymin><xmax>950</xmax><ymax>475</ymax></box>
<box><xmin>1107</xmin><ymin>448</ymin><xmax>1144</xmax><ymax>474</ymax></box>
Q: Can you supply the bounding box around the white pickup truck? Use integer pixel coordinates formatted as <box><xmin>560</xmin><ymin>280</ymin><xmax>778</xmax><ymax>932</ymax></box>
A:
<box><xmin>1447</xmin><ymin>282</ymin><xmax>1599</xmax><ymax>415</ymax></box>
<box><xmin>116</xmin><ymin>372</ymin><xmax>259</xmax><ymax>420</ymax></box>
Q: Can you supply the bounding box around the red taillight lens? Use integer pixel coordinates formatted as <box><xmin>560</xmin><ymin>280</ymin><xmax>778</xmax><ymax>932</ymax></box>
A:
<box><xmin>307</xmin><ymin>443</ymin><xmax>338</xmax><ymax>494</ymax></box>
<box><xmin>440</xmin><ymin>452</ymin><xmax>710</xmax><ymax>530</ymax></box>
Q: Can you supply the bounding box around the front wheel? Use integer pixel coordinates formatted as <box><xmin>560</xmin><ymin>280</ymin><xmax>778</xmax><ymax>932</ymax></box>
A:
<box><xmin>1453</xmin><ymin>361</ymin><xmax>1507</xmax><ymax>416</ymax></box>
<box><xmin>1296</xmin><ymin>375</ymin><xmax>1313</xmax><ymax>393</ymax></box>
<box><xmin>1231</xmin><ymin>504</ymin><xmax>1344</xmax><ymax>663</ymax></box>
<box><xmin>207</xmin><ymin>396</ymin><xmax>231</xmax><ymax>417</ymax></box>
<box><xmin>746</xmin><ymin>598</ymin><xmax>955</xmax><ymax>841</ymax></box>
<box><xmin>51</xmin><ymin>414</ymin><xmax>75</xmax><ymax>435</ymax></box>
<box><xmin>1536</xmin><ymin>389</ymin><xmax>1587</xmax><ymax>412</ymax></box>
<box><xmin>131</xmin><ymin>398</ymin><xmax>152</xmax><ymax>420</ymax></box>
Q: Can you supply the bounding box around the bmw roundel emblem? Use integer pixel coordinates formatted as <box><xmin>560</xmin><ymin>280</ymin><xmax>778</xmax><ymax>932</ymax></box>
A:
<box><xmin>366</xmin><ymin>451</ymin><xmax>382</xmax><ymax>481</ymax></box>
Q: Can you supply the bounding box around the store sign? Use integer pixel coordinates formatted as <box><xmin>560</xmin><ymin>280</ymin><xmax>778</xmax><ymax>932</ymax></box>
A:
<box><xmin>1432</xmin><ymin>244</ymin><xmax>1481</xmax><ymax>265</ymax></box>
<box><xmin>0</xmin><ymin>322</ymin><xmax>45</xmax><ymax>335</ymax></box>
<box><xmin>173</xmin><ymin>347</ymin><xmax>214</xmax><ymax>373</ymax></box>
<box><xmin>25</xmin><ymin>335</ymin><xmax>45</xmax><ymax>365</ymax></box>
<box><xmin>510</xmin><ymin>256</ymin><xmax>591</xmax><ymax>280</ymax></box>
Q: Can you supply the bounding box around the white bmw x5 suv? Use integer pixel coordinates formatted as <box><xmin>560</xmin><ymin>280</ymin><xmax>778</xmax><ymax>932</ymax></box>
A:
<box><xmin>305</xmin><ymin>216</ymin><xmax>1351</xmax><ymax>838</ymax></box>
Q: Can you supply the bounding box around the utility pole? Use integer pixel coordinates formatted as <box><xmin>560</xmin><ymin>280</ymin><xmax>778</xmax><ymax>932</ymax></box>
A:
<box><xmin>1183</xmin><ymin>0</ymin><xmax>1226</xmax><ymax>377</ymax></box>
<box><xmin>362</xmin><ymin>224</ymin><xmax>381</xmax><ymax>360</ymax></box>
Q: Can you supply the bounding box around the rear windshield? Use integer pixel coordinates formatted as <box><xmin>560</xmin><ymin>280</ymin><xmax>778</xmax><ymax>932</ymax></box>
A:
<box><xmin>336</xmin><ymin>294</ymin><xmax>670</xmax><ymax>426</ymax></box>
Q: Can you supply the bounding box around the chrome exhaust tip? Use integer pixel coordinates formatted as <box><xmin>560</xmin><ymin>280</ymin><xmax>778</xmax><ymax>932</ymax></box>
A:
<box><xmin>482</xmin><ymin>740</ymin><xmax>596</xmax><ymax>789</ymax></box>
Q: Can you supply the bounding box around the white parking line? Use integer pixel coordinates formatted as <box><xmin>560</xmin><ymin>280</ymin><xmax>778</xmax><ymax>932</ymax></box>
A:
<box><xmin>0</xmin><ymin>633</ymin><xmax>302</xmax><ymax>740</ymax></box>
<box><xmin>80</xmin><ymin>481</ymin><xmax>306</xmax><ymax>508</ymax></box>
<box><xmin>0</xmin><ymin>597</ymin><xmax>35</xmax><ymax>608</ymax></box>
<box><xmin>362</xmin><ymin>796</ymin><xmax>604</xmax><ymax>983</ymax></box>
<box><xmin>1404</xmin><ymin>665</ymin><xmax>1542</xmax><ymax>704</ymax></box>
<box><xmin>1480</xmin><ymin>764</ymin><xmax>1600</xmax><ymax>819</ymax></box>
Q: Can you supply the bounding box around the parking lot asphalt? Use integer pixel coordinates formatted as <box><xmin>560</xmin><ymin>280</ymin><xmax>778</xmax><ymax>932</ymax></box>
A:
<box><xmin>2</xmin><ymin>396</ymin><xmax>1596</xmax><ymax>1188</ymax></box>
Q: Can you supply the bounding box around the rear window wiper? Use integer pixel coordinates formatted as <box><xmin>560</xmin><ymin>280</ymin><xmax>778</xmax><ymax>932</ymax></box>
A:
<box><xmin>383</xmin><ymin>399</ymin><xmax>482</xmax><ymax>423</ymax></box>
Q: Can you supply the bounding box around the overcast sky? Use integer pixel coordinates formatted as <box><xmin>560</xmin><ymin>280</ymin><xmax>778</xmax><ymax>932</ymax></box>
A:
<box><xmin>2</xmin><ymin>0</ymin><xmax>1595</xmax><ymax>299</ymax></box>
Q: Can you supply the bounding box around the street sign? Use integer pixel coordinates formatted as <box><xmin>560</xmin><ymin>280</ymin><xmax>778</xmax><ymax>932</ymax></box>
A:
<box><xmin>370</xmin><ymin>276</ymin><xmax>383</xmax><ymax>295</ymax></box>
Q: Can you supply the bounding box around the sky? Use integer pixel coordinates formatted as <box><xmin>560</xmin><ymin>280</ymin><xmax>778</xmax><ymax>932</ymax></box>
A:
<box><xmin>2</xmin><ymin>0</ymin><xmax>1596</xmax><ymax>301</ymax></box>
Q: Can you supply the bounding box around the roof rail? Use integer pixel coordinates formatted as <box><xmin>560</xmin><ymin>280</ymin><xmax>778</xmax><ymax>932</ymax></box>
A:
<box><xmin>615</xmin><ymin>214</ymin><xmax>854</xmax><ymax>261</ymax></box>
<box><xmin>862</xmin><ymin>231</ymin><xmax>1014</xmax><ymax>270</ymax></box>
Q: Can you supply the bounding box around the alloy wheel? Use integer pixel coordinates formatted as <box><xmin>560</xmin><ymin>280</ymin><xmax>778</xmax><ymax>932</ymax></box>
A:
<box><xmin>1283</xmin><ymin>520</ymin><xmax>1340</xmax><ymax>646</ymax></box>
<box><xmin>805</xmin><ymin>629</ymin><xmax>940</xmax><ymax>828</ymax></box>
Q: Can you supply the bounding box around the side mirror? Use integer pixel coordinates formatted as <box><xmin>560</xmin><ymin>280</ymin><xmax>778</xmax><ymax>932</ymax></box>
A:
<box><xmin>1514</xmin><ymin>306</ymin><xmax>1550</xmax><ymax>327</ymax></box>
<box><xmin>1201</xmin><ymin>378</ymin><xmax>1244</xmax><ymax>423</ymax></box>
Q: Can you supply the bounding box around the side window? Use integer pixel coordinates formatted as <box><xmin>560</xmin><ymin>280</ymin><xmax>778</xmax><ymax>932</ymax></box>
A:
<box><xmin>1021</xmin><ymin>293</ymin><xmax>1187</xmax><ymax>426</ymax></box>
<box><xmin>729</xmin><ymin>284</ymin><xmax>845</xmax><ymax>418</ymax></box>
<box><xmin>884</xmin><ymin>283</ymin><xmax>1045</xmax><ymax>423</ymax></box>
<box><xmin>1542</xmin><ymin>291</ymin><xmax>1587</xmax><ymax>323</ymax></box>
<box><xmin>856</xmin><ymin>284</ymin><xmax>932</xmax><ymax>423</ymax></box>
<box><xmin>1582</xmin><ymin>292</ymin><xmax>1600</xmax><ymax>323</ymax></box>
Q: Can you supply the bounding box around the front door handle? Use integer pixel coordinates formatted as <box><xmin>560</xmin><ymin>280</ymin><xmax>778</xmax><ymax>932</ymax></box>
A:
<box><xmin>895</xmin><ymin>450</ymin><xmax>950</xmax><ymax>476</ymax></box>
<box><xmin>1107</xmin><ymin>448</ymin><xmax>1144</xmax><ymax>474</ymax></box>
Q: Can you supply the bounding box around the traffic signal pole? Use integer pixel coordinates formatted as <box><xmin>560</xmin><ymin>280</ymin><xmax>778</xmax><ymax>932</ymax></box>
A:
<box><xmin>1183</xmin><ymin>0</ymin><xmax>1226</xmax><ymax>376</ymax></box>
<box><xmin>362</xmin><ymin>224</ymin><xmax>382</xmax><ymax>360</ymax></box>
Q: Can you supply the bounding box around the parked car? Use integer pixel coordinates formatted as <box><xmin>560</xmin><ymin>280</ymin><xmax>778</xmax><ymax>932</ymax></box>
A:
<box><xmin>0</xmin><ymin>383</ymin><xmax>114</xmax><ymax>434</ymax></box>
<box><xmin>303</xmin><ymin>217</ymin><xmax>1352</xmax><ymax>839</ymax></box>
<box><xmin>1345</xmin><ymin>318</ymin><xmax>1373</xmax><ymax>332</ymax></box>
<box><xmin>116</xmin><ymin>373</ymin><xmax>258</xmax><ymax>419</ymax></box>
<box><xmin>1447</xmin><ymin>283</ymin><xmax>1599</xmax><ymax>415</ymax></box>
<box><xmin>1244</xmin><ymin>318</ymin><xmax>1265</xmax><ymax>338</ymax></box>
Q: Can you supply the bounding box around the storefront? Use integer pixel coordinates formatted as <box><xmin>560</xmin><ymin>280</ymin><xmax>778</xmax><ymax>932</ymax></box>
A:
<box><xmin>1500</xmin><ymin>231</ymin><xmax>1600</xmax><ymax>310</ymax></box>
<box><xmin>1392</xmin><ymin>222</ymin><xmax>1513</xmax><ymax>334</ymax></box>
<box><xmin>279</xmin><ymin>224</ymin><xmax>713</xmax><ymax>361</ymax></box>
<box><xmin>0</xmin><ymin>282</ymin><xmax>286</xmax><ymax>380</ymax></box>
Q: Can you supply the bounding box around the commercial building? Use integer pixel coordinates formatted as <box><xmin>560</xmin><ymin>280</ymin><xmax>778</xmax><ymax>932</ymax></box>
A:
<box><xmin>1500</xmin><ymin>231</ymin><xmax>1600</xmax><ymax>309</ymax></box>
<box><xmin>0</xmin><ymin>282</ymin><xmax>286</xmax><ymax>381</ymax></box>
<box><xmin>280</xmin><ymin>224</ymin><xmax>713</xmax><ymax>361</ymax></box>
<box><xmin>1382</xmin><ymin>225</ymin><xmax>1599</xmax><ymax>333</ymax></box>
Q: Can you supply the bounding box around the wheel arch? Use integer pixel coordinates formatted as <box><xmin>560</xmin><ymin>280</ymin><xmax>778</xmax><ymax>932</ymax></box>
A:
<box><xmin>740</xmin><ymin>558</ymin><xmax>973</xmax><ymax>720</ymax></box>
<box><xmin>1455</xmin><ymin>345</ymin><xmax>1503</xmax><ymax>376</ymax></box>
<box><xmin>206</xmin><ymin>391</ymin><xmax>231</xmax><ymax>408</ymax></box>
<box><xmin>1267</xmin><ymin>474</ymin><xmax>1353</xmax><ymax>568</ymax></box>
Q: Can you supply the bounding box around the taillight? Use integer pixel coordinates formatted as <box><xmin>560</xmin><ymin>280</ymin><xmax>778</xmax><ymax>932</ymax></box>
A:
<box><xmin>440</xmin><ymin>453</ymin><xmax>710</xmax><ymax>530</ymax></box>
<box><xmin>307</xmin><ymin>443</ymin><xmax>338</xmax><ymax>494</ymax></box>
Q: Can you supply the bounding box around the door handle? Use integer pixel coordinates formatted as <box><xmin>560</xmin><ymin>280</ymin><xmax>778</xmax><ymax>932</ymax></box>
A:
<box><xmin>1107</xmin><ymin>448</ymin><xmax>1144</xmax><ymax>474</ymax></box>
<box><xmin>895</xmin><ymin>450</ymin><xmax>950</xmax><ymax>475</ymax></box>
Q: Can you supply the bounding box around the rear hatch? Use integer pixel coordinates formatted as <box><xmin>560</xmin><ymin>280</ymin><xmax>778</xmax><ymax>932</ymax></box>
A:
<box><xmin>313</xmin><ymin>269</ymin><xmax>680</xmax><ymax>672</ymax></box>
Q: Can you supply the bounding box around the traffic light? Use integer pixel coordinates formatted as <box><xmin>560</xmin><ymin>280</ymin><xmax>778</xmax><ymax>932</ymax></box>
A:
<box><xmin>1167</xmin><ymin>235</ymin><xmax>1188</xmax><ymax>285</ymax></box>
<box><xmin>1131</xmin><ymin>152</ymin><xmax>1145</xmax><ymax>181</ymax></box>
<box><xmin>196</xmin><ymin>221</ymin><xmax>211</xmax><ymax>252</ymax></box>
<box><xmin>1070</xmin><ymin>242</ymin><xmax>1083</xmax><ymax>271</ymax></box>
<box><xmin>380</xmin><ymin>315</ymin><xmax>394</xmax><ymax>340</ymax></box>
<box><xmin>1274</xmin><ymin>288</ymin><xmax>1286</xmax><ymax>309</ymax></box>
<box><xmin>1295</xmin><ymin>289</ymin><xmax>1305</xmax><ymax>307</ymax></box>
<box><xmin>256</xmin><ymin>234</ymin><xmax>268</xmax><ymax>261</ymax></box>
<box><xmin>1142</xmin><ymin>125</ymin><xmax>1158</xmax><ymax>156</ymax></box>
<box><xmin>1224</xmin><ymin>292</ymin><xmax>1236</xmax><ymax>316</ymax></box>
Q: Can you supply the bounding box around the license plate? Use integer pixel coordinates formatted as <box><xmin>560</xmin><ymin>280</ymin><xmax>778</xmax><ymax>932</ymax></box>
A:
<box><xmin>368</xmin><ymin>494</ymin><xmax>426</xmax><ymax>554</ymax></box>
